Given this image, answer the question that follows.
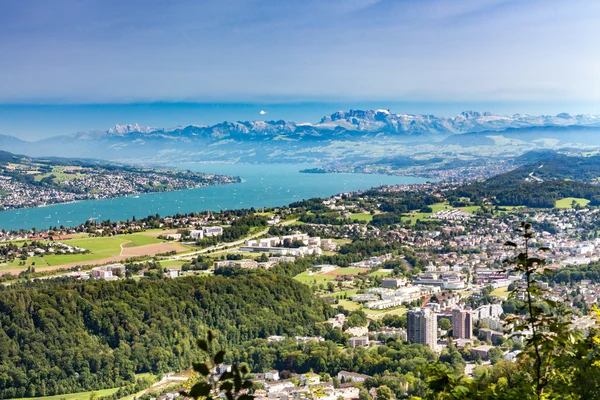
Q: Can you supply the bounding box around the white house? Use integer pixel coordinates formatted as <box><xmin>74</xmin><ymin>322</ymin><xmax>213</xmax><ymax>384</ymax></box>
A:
<box><xmin>265</xmin><ymin>370</ymin><xmax>280</xmax><ymax>381</ymax></box>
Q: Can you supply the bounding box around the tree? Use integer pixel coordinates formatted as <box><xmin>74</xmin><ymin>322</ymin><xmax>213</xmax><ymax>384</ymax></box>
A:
<box><xmin>503</xmin><ymin>222</ymin><xmax>570</xmax><ymax>399</ymax></box>
<box><xmin>438</xmin><ymin>318</ymin><xmax>452</xmax><ymax>331</ymax></box>
<box><xmin>358</xmin><ymin>388</ymin><xmax>372</xmax><ymax>400</ymax></box>
<box><xmin>487</xmin><ymin>347</ymin><xmax>503</xmax><ymax>365</ymax></box>
<box><xmin>345</xmin><ymin>310</ymin><xmax>368</xmax><ymax>328</ymax></box>
<box><xmin>376</xmin><ymin>385</ymin><xmax>394</xmax><ymax>400</ymax></box>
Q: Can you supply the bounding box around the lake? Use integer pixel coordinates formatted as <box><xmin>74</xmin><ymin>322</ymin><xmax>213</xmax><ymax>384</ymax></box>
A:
<box><xmin>1</xmin><ymin>163</ymin><xmax>429</xmax><ymax>231</ymax></box>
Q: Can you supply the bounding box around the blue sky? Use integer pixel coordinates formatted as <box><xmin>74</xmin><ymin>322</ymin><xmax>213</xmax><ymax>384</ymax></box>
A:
<box><xmin>0</xmin><ymin>0</ymin><xmax>599</xmax><ymax>139</ymax></box>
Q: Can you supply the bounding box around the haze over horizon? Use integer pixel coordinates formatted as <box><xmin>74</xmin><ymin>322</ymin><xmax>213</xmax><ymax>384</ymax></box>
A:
<box><xmin>1</xmin><ymin>0</ymin><xmax>599</xmax><ymax>139</ymax></box>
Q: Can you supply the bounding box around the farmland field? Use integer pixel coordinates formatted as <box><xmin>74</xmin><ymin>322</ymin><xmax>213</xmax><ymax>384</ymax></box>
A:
<box><xmin>1</xmin><ymin>232</ymin><xmax>187</xmax><ymax>275</ymax></box>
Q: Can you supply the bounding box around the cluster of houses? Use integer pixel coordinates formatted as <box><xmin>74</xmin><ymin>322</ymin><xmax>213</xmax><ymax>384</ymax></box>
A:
<box><xmin>214</xmin><ymin>256</ymin><xmax>296</xmax><ymax>270</ymax></box>
<box><xmin>165</xmin><ymin>226</ymin><xmax>224</xmax><ymax>241</ymax></box>
<box><xmin>239</xmin><ymin>233</ymin><xmax>338</xmax><ymax>256</ymax></box>
<box><xmin>0</xmin><ymin>240</ymin><xmax>88</xmax><ymax>264</ymax></box>
<box><xmin>430</xmin><ymin>209</ymin><xmax>472</xmax><ymax>221</ymax></box>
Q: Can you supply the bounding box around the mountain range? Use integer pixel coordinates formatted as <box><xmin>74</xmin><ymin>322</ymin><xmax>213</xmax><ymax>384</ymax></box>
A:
<box><xmin>1</xmin><ymin>109</ymin><xmax>600</xmax><ymax>164</ymax></box>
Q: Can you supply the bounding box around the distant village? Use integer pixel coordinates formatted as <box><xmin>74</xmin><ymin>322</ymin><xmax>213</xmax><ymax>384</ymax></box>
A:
<box><xmin>0</xmin><ymin>163</ymin><xmax>239</xmax><ymax>211</ymax></box>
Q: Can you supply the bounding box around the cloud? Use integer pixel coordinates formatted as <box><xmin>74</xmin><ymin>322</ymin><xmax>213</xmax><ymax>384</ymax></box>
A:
<box><xmin>259</xmin><ymin>110</ymin><xmax>267</xmax><ymax>115</ymax></box>
<box><xmin>0</xmin><ymin>0</ymin><xmax>598</xmax><ymax>103</ymax></box>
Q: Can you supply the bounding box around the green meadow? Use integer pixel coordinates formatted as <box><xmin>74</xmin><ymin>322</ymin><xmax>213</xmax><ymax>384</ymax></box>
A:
<box><xmin>555</xmin><ymin>197</ymin><xmax>590</xmax><ymax>209</ymax></box>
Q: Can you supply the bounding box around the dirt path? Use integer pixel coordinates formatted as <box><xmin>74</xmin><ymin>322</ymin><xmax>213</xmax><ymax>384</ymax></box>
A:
<box><xmin>119</xmin><ymin>240</ymin><xmax>132</xmax><ymax>256</ymax></box>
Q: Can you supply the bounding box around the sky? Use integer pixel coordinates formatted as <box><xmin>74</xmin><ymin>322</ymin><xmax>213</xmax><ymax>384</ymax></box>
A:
<box><xmin>0</xmin><ymin>0</ymin><xmax>599</xmax><ymax>139</ymax></box>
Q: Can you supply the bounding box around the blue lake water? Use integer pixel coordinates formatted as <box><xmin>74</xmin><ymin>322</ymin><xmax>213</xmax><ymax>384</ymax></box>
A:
<box><xmin>1</xmin><ymin>163</ymin><xmax>428</xmax><ymax>231</ymax></box>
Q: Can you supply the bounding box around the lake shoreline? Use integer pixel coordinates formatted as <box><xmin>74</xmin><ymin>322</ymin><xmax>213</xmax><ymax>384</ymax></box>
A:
<box><xmin>0</xmin><ymin>163</ymin><xmax>428</xmax><ymax>231</ymax></box>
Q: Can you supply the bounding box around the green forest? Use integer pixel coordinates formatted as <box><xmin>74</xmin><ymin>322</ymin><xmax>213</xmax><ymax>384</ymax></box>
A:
<box><xmin>0</xmin><ymin>273</ymin><xmax>333</xmax><ymax>398</ymax></box>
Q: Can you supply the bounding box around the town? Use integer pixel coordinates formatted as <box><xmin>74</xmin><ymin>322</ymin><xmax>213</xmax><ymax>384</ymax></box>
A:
<box><xmin>0</xmin><ymin>155</ymin><xmax>240</xmax><ymax>211</ymax></box>
<box><xmin>1</xmin><ymin>177</ymin><xmax>600</xmax><ymax>399</ymax></box>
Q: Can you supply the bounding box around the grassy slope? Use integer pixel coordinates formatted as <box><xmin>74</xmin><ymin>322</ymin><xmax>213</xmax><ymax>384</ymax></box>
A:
<box><xmin>555</xmin><ymin>197</ymin><xmax>590</xmax><ymax>209</ymax></box>
<box><xmin>348</xmin><ymin>212</ymin><xmax>373</xmax><ymax>222</ymax></box>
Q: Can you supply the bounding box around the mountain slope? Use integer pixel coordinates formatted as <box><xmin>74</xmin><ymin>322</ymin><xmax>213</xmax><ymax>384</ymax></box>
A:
<box><xmin>1</xmin><ymin>110</ymin><xmax>599</xmax><ymax>163</ymax></box>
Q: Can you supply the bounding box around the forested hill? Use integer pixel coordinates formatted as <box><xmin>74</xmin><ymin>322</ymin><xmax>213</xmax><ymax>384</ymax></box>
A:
<box><xmin>453</xmin><ymin>154</ymin><xmax>600</xmax><ymax>207</ymax></box>
<box><xmin>508</xmin><ymin>153</ymin><xmax>600</xmax><ymax>182</ymax></box>
<box><xmin>0</xmin><ymin>273</ymin><xmax>334</xmax><ymax>398</ymax></box>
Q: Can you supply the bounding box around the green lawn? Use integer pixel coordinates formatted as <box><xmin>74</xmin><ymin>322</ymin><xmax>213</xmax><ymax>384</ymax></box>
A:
<box><xmin>348</xmin><ymin>212</ymin><xmax>373</xmax><ymax>222</ymax></box>
<box><xmin>0</xmin><ymin>255</ymin><xmax>49</xmax><ymax>271</ymax></box>
<box><xmin>11</xmin><ymin>387</ymin><xmax>120</xmax><ymax>400</ymax></box>
<box><xmin>337</xmin><ymin>299</ymin><xmax>362</xmax><ymax>311</ymax></box>
<box><xmin>491</xmin><ymin>286</ymin><xmax>511</xmax><ymax>298</ymax></box>
<box><xmin>405</xmin><ymin>202</ymin><xmax>454</xmax><ymax>224</ymax></box>
<box><xmin>42</xmin><ymin>237</ymin><xmax>127</xmax><ymax>265</ymax></box>
<box><xmin>366</xmin><ymin>306</ymin><xmax>408</xmax><ymax>317</ymax></box>
<box><xmin>40</xmin><ymin>234</ymin><xmax>164</xmax><ymax>266</ymax></box>
<box><xmin>159</xmin><ymin>260</ymin><xmax>185</xmax><ymax>268</ymax></box>
<box><xmin>331</xmin><ymin>267</ymin><xmax>369</xmax><ymax>275</ymax></box>
<box><xmin>294</xmin><ymin>270</ymin><xmax>336</xmax><ymax>285</ymax></box>
<box><xmin>332</xmin><ymin>288</ymin><xmax>360</xmax><ymax>297</ymax></box>
<box><xmin>10</xmin><ymin>373</ymin><xmax>158</xmax><ymax>400</ymax></box>
<box><xmin>555</xmin><ymin>197</ymin><xmax>590</xmax><ymax>209</ymax></box>
<box><xmin>458</xmin><ymin>206</ymin><xmax>482</xmax><ymax>214</ymax></box>
<box><xmin>121</xmin><ymin>234</ymin><xmax>162</xmax><ymax>247</ymax></box>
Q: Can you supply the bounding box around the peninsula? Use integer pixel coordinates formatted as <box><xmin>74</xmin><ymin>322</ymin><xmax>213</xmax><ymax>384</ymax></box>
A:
<box><xmin>0</xmin><ymin>151</ymin><xmax>240</xmax><ymax>211</ymax></box>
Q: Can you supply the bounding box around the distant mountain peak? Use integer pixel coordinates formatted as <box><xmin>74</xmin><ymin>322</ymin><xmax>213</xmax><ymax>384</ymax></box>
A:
<box><xmin>459</xmin><ymin>110</ymin><xmax>492</xmax><ymax>119</ymax></box>
<box><xmin>555</xmin><ymin>112</ymin><xmax>572</xmax><ymax>119</ymax></box>
<box><xmin>107</xmin><ymin>123</ymin><xmax>154</xmax><ymax>135</ymax></box>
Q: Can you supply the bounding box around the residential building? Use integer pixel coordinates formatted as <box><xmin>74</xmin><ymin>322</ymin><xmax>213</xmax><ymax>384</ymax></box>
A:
<box><xmin>265</xmin><ymin>370</ymin><xmax>280</xmax><ymax>381</ymax></box>
<box><xmin>381</xmin><ymin>278</ymin><xmax>407</xmax><ymax>288</ymax></box>
<box><xmin>407</xmin><ymin>307</ymin><xmax>438</xmax><ymax>351</ymax></box>
<box><xmin>203</xmin><ymin>226</ymin><xmax>223</xmax><ymax>237</ymax></box>
<box><xmin>337</xmin><ymin>371</ymin><xmax>371</xmax><ymax>383</ymax></box>
<box><xmin>348</xmin><ymin>336</ymin><xmax>369</xmax><ymax>348</ymax></box>
<box><xmin>452</xmin><ymin>309</ymin><xmax>473</xmax><ymax>339</ymax></box>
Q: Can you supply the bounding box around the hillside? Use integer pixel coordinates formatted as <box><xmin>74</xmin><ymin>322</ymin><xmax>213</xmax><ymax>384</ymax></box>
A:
<box><xmin>0</xmin><ymin>110</ymin><xmax>599</xmax><ymax>165</ymax></box>
<box><xmin>0</xmin><ymin>272</ymin><xmax>334</xmax><ymax>398</ymax></box>
<box><xmin>453</xmin><ymin>153</ymin><xmax>600</xmax><ymax>207</ymax></box>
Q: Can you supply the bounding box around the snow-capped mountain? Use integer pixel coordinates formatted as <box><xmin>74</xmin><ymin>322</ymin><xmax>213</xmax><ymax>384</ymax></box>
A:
<box><xmin>107</xmin><ymin>123</ymin><xmax>155</xmax><ymax>135</ymax></box>
<box><xmin>1</xmin><ymin>109</ymin><xmax>599</xmax><ymax>163</ymax></box>
<box><xmin>60</xmin><ymin>109</ymin><xmax>600</xmax><ymax>143</ymax></box>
